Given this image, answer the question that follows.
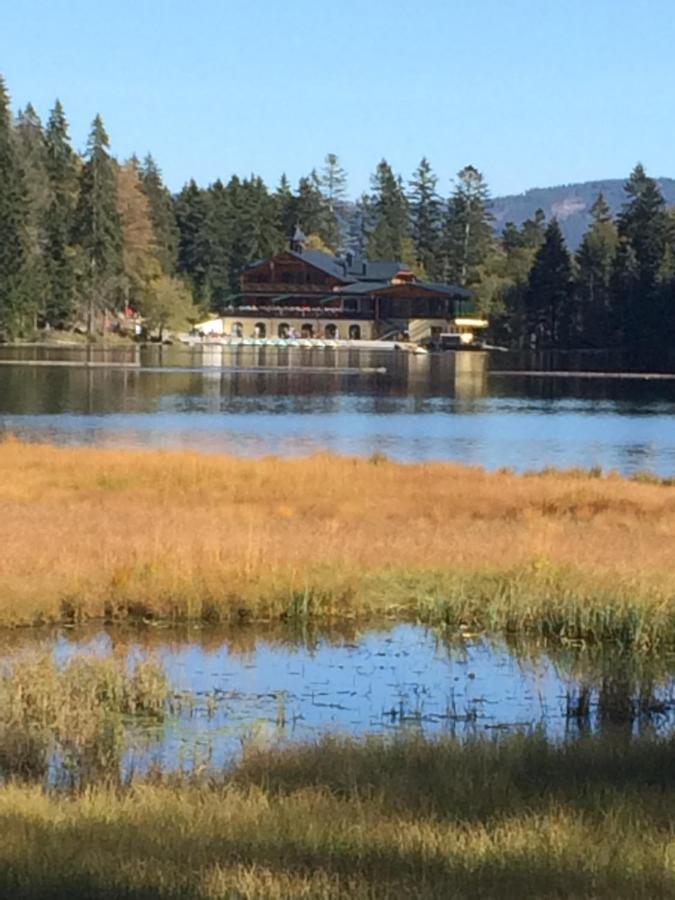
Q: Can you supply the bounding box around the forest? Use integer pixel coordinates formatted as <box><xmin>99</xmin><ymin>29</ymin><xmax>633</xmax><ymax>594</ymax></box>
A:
<box><xmin>1</xmin><ymin>73</ymin><xmax>675</xmax><ymax>361</ymax></box>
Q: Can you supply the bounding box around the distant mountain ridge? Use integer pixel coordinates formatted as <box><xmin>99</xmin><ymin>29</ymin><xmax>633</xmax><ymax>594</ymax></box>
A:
<box><xmin>490</xmin><ymin>178</ymin><xmax>675</xmax><ymax>249</ymax></box>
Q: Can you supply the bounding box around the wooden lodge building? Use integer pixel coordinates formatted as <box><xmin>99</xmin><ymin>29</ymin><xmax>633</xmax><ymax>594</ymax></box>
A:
<box><xmin>199</xmin><ymin>229</ymin><xmax>487</xmax><ymax>345</ymax></box>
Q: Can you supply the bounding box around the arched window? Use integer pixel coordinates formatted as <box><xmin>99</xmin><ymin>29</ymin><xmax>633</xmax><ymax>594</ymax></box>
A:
<box><xmin>254</xmin><ymin>322</ymin><xmax>266</xmax><ymax>338</ymax></box>
<box><xmin>278</xmin><ymin>323</ymin><xmax>290</xmax><ymax>338</ymax></box>
<box><xmin>348</xmin><ymin>324</ymin><xmax>361</xmax><ymax>340</ymax></box>
<box><xmin>232</xmin><ymin>322</ymin><xmax>243</xmax><ymax>337</ymax></box>
<box><xmin>301</xmin><ymin>323</ymin><xmax>314</xmax><ymax>338</ymax></box>
<box><xmin>324</xmin><ymin>323</ymin><xmax>338</xmax><ymax>339</ymax></box>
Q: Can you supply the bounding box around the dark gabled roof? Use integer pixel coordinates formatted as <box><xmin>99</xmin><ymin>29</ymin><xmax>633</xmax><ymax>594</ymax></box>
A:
<box><xmin>347</xmin><ymin>260</ymin><xmax>406</xmax><ymax>282</ymax></box>
<box><xmin>287</xmin><ymin>249</ymin><xmax>355</xmax><ymax>282</ymax></box>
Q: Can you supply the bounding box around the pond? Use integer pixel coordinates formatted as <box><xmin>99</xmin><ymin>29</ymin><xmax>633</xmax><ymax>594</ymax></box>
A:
<box><xmin>2</xmin><ymin>345</ymin><xmax>675</xmax><ymax>474</ymax></box>
<box><xmin>4</xmin><ymin>623</ymin><xmax>672</xmax><ymax>781</ymax></box>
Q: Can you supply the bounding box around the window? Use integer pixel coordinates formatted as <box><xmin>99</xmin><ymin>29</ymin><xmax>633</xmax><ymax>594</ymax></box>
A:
<box><xmin>278</xmin><ymin>323</ymin><xmax>290</xmax><ymax>338</ymax></box>
<box><xmin>254</xmin><ymin>322</ymin><xmax>266</xmax><ymax>338</ymax></box>
<box><xmin>301</xmin><ymin>324</ymin><xmax>314</xmax><ymax>338</ymax></box>
<box><xmin>324</xmin><ymin>323</ymin><xmax>338</xmax><ymax>339</ymax></box>
<box><xmin>232</xmin><ymin>322</ymin><xmax>243</xmax><ymax>337</ymax></box>
<box><xmin>348</xmin><ymin>324</ymin><xmax>361</xmax><ymax>340</ymax></box>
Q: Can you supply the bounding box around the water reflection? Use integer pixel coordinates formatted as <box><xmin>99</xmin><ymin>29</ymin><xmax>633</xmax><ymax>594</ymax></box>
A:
<box><xmin>2</xmin><ymin>623</ymin><xmax>672</xmax><ymax>780</ymax></box>
<box><xmin>1</xmin><ymin>346</ymin><xmax>675</xmax><ymax>473</ymax></box>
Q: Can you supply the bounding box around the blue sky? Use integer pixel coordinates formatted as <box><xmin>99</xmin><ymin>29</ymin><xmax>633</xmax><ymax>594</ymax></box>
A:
<box><xmin>3</xmin><ymin>0</ymin><xmax>675</xmax><ymax>198</ymax></box>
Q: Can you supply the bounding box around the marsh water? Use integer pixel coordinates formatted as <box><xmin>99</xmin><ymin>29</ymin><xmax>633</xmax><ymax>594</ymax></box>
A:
<box><xmin>1</xmin><ymin>344</ymin><xmax>675</xmax><ymax>473</ymax></box>
<box><xmin>2</xmin><ymin>345</ymin><xmax>675</xmax><ymax>775</ymax></box>
<box><xmin>4</xmin><ymin>623</ymin><xmax>674</xmax><ymax>777</ymax></box>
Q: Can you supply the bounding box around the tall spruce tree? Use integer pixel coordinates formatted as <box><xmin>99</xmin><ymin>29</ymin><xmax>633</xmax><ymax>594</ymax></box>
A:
<box><xmin>204</xmin><ymin>178</ymin><xmax>233</xmax><ymax>307</ymax></box>
<box><xmin>174</xmin><ymin>179</ymin><xmax>211</xmax><ymax>300</ymax></box>
<box><xmin>43</xmin><ymin>99</ymin><xmax>78</xmax><ymax>326</ymax></box>
<box><xmin>443</xmin><ymin>165</ymin><xmax>493</xmax><ymax>287</ymax></box>
<box><xmin>139</xmin><ymin>154</ymin><xmax>178</xmax><ymax>275</ymax></box>
<box><xmin>318</xmin><ymin>153</ymin><xmax>347</xmax><ymax>250</ymax></box>
<box><xmin>612</xmin><ymin>164</ymin><xmax>669</xmax><ymax>357</ymax></box>
<box><xmin>0</xmin><ymin>77</ymin><xmax>31</xmax><ymax>337</ymax></box>
<box><xmin>367</xmin><ymin>159</ymin><xmax>409</xmax><ymax>260</ymax></box>
<box><xmin>74</xmin><ymin>114</ymin><xmax>123</xmax><ymax>332</ymax></box>
<box><xmin>575</xmin><ymin>194</ymin><xmax>618</xmax><ymax>347</ymax></box>
<box><xmin>525</xmin><ymin>219</ymin><xmax>573</xmax><ymax>347</ymax></box>
<box><xmin>13</xmin><ymin>102</ymin><xmax>51</xmax><ymax>326</ymax></box>
<box><xmin>295</xmin><ymin>171</ymin><xmax>328</xmax><ymax>241</ymax></box>
<box><xmin>409</xmin><ymin>157</ymin><xmax>442</xmax><ymax>278</ymax></box>
<box><xmin>275</xmin><ymin>173</ymin><xmax>296</xmax><ymax>241</ymax></box>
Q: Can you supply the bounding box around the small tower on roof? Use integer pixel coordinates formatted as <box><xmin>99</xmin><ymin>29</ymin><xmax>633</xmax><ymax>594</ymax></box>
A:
<box><xmin>290</xmin><ymin>226</ymin><xmax>306</xmax><ymax>254</ymax></box>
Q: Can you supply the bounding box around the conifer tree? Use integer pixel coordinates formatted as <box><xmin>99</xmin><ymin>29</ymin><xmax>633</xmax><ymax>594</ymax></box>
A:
<box><xmin>275</xmin><ymin>173</ymin><xmax>296</xmax><ymax>241</ymax></box>
<box><xmin>575</xmin><ymin>194</ymin><xmax>618</xmax><ymax>346</ymax></box>
<box><xmin>204</xmin><ymin>178</ymin><xmax>233</xmax><ymax>307</ymax></box>
<box><xmin>612</xmin><ymin>164</ymin><xmax>669</xmax><ymax>357</ymax></box>
<box><xmin>13</xmin><ymin>103</ymin><xmax>51</xmax><ymax>325</ymax></box>
<box><xmin>43</xmin><ymin>99</ymin><xmax>79</xmax><ymax>326</ymax></box>
<box><xmin>367</xmin><ymin>159</ymin><xmax>409</xmax><ymax>260</ymax></box>
<box><xmin>139</xmin><ymin>154</ymin><xmax>178</xmax><ymax>275</ymax></box>
<box><xmin>73</xmin><ymin>114</ymin><xmax>123</xmax><ymax>332</ymax></box>
<box><xmin>295</xmin><ymin>171</ymin><xmax>328</xmax><ymax>241</ymax></box>
<box><xmin>174</xmin><ymin>179</ymin><xmax>211</xmax><ymax>300</ymax></box>
<box><xmin>409</xmin><ymin>157</ymin><xmax>442</xmax><ymax>278</ymax></box>
<box><xmin>443</xmin><ymin>165</ymin><xmax>493</xmax><ymax>286</ymax></box>
<box><xmin>525</xmin><ymin>219</ymin><xmax>573</xmax><ymax>347</ymax></box>
<box><xmin>521</xmin><ymin>209</ymin><xmax>547</xmax><ymax>249</ymax></box>
<box><xmin>0</xmin><ymin>77</ymin><xmax>31</xmax><ymax>337</ymax></box>
<box><xmin>319</xmin><ymin>153</ymin><xmax>347</xmax><ymax>250</ymax></box>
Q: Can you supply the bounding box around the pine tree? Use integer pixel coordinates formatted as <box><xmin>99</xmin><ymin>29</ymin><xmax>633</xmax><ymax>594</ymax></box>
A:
<box><xmin>43</xmin><ymin>99</ymin><xmax>79</xmax><ymax>326</ymax></box>
<box><xmin>443</xmin><ymin>165</ymin><xmax>494</xmax><ymax>287</ymax></box>
<box><xmin>575</xmin><ymin>194</ymin><xmax>618</xmax><ymax>346</ymax></box>
<box><xmin>275</xmin><ymin>173</ymin><xmax>296</xmax><ymax>241</ymax></box>
<box><xmin>525</xmin><ymin>219</ymin><xmax>573</xmax><ymax>347</ymax></box>
<box><xmin>367</xmin><ymin>159</ymin><xmax>409</xmax><ymax>260</ymax></box>
<box><xmin>318</xmin><ymin>153</ymin><xmax>347</xmax><ymax>250</ymax></box>
<box><xmin>0</xmin><ymin>77</ymin><xmax>31</xmax><ymax>337</ymax></box>
<box><xmin>204</xmin><ymin>178</ymin><xmax>233</xmax><ymax>307</ymax></box>
<box><xmin>613</xmin><ymin>164</ymin><xmax>669</xmax><ymax>356</ymax></box>
<box><xmin>174</xmin><ymin>179</ymin><xmax>211</xmax><ymax>300</ymax></box>
<box><xmin>409</xmin><ymin>157</ymin><xmax>442</xmax><ymax>278</ymax></box>
<box><xmin>73</xmin><ymin>114</ymin><xmax>123</xmax><ymax>333</ymax></box>
<box><xmin>295</xmin><ymin>171</ymin><xmax>327</xmax><ymax>240</ymax></box>
<box><xmin>139</xmin><ymin>154</ymin><xmax>178</xmax><ymax>275</ymax></box>
<box><xmin>521</xmin><ymin>209</ymin><xmax>547</xmax><ymax>249</ymax></box>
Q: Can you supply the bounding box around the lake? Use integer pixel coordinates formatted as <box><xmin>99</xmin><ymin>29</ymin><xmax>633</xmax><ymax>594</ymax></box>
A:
<box><xmin>2</xmin><ymin>344</ymin><xmax>675</xmax><ymax>474</ymax></box>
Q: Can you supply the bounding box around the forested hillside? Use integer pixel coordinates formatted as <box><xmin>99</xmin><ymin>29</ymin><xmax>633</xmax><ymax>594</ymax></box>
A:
<box><xmin>491</xmin><ymin>179</ymin><xmax>675</xmax><ymax>249</ymax></box>
<box><xmin>2</xmin><ymin>72</ymin><xmax>675</xmax><ymax>364</ymax></box>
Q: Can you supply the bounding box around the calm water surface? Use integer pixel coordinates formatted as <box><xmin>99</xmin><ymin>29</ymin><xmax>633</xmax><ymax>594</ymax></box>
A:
<box><xmin>1</xmin><ymin>345</ymin><xmax>675</xmax><ymax>473</ymax></box>
<box><xmin>4</xmin><ymin>623</ymin><xmax>673</xmax><ymax>775</ymax></box>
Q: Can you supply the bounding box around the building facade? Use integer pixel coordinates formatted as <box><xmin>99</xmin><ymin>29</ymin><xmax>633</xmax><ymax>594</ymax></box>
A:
<box><xmin>198</xmin><ymin>231</ymin><xmax>486</xmax><ymax>344</ymax></box>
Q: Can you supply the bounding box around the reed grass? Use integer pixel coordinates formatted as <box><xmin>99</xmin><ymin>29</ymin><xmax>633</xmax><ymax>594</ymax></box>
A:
<box><xmin>0</xmin><ymin>651</ymin><xmax>168</xmax><ymax>787</ymax></box>
<box><xmin>1</xmin><ymin>439</ymin><xmax>675</xmax><ymax>646</ymax></box>
<box><xmin>0</xmin><ymin>731</ymin><xmax>672</xmax><ymax>897</ymax></box>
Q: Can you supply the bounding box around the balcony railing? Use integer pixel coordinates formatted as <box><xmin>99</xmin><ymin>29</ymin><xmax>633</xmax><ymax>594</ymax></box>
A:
<box><xmin>222</xmin><ymin>306</ymin><xmax>373</xmax><ymax>320</ymax></box>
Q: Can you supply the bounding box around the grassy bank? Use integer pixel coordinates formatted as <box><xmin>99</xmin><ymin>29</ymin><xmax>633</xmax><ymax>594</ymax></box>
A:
<box><xmin>1</xmin><ymin>440</ymin><xmax>675</xmax><ymax>645</ymax></box>
<box><xmin>0</xmin><ymin>732</ymin><xmax>672</xmax><ymax>898</ymax></box>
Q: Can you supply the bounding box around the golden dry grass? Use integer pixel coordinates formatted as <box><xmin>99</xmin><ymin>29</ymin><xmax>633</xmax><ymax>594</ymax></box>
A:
<box><xmin>0</xmin><ymin>732</ymin><xmax>673</xmax><ymax>898</ymax></box>
<box><xmin>1</xmin><ymin>439</ymin><xmax>674</xmax><ymax>643</ymax></box>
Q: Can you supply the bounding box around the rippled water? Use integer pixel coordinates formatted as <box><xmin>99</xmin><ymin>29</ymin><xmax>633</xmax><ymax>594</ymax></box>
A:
<box><xmin>2</xmin><ymin>345</ymin><xmax>675</xmax><ymax>473</ymax></box>
<box><xmin>6</xmin><ymin>623</ymin><xmax>671</xmax><ymax>775</ymax></box>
